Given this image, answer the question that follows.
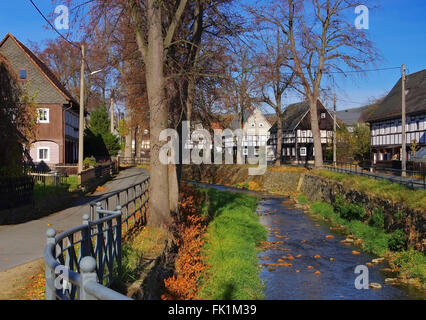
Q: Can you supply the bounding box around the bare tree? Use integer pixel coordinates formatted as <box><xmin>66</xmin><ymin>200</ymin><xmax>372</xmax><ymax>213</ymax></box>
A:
<box><xmin>256</xmin><ymin>0</ymin><xmax>377</xmax><ymax>167</ymax></box>
<box><xmin>251</xmin><ymin>20</ymin><xmax>296</xmax><ymax>166</ymax></box>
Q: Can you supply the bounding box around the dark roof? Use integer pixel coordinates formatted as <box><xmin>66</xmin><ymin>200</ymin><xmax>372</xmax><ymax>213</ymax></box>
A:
<box><xmin>337</xmin><ymin>104</ymin><xmax>378</xmax><ymax>126</ymax></box>
<box><xmin>367</xmin><ymin>68</ymin><xmax>426</xmax><ymax>122</ymax></box>
<box><xmin>264</xmin><ymin>114</ymin><xmax>277</xmax><ymax>126</ymax></box>
<box><xmin>0</xmin><ymin>33</ymin><xmax>79</xmax><ymax>108</ymax></box>
<box><xmin>231</xmin><ymin>109</ymin><xmax>253</xmax><ymax>129</ymax></box>
<box><xmin>270</xmin><ymin>101</ymin><xmax>310</xmax><ymax>132</ymax></box>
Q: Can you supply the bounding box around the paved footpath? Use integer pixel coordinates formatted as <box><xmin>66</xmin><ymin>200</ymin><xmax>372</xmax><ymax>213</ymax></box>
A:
<box><xmin>0</xmin><ymin>167</ymin><xmax>148</xmax><ymax>272</ymax></box>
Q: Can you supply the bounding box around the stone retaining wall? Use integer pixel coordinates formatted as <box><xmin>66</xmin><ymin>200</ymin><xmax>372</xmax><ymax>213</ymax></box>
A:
<box><xmin>182</xmin><ymin>165</ymin><xmax>426</xmax><ymax>252</ymax></box>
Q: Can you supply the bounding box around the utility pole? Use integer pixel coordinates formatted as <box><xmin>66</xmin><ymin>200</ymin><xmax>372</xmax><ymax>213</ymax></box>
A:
<box><xmin>401</xmin><ymin>64</ymin><xmax>407</xmax><ymax>177</ymax></box>
<box><xmin>333</xmin><ymin>94</ymin><xmax>337</xmax><ymax>167</ymax></box>
<box><xmin>78</xmin><ymin>45</ymin><xmax>85</xmax><ymax>175</ymax></box>
<box><xmin>110</xmin><ymin>89</ymin><xmax>114</xmax><ymax>134</ymax></box>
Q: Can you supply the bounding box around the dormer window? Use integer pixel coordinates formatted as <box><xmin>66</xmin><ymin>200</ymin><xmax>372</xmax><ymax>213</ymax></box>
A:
<box><xmin>320</xmin><ymin>112</ymin><xmax>326</xmax><ymax>119</ymax></box>
<box><xmin>250</xmin><ymin>123</ymin><xmax>255</xmax><ymax>127</ymax></box>
<box><xmin>19</xmin><ymin>69</ymin><xmax>28</xmax><ymax>80</ymax></box>
<box><xmin>259</xmin><ymin>122</ymin><xmax>264</xmax><ymax>127</ymax></box>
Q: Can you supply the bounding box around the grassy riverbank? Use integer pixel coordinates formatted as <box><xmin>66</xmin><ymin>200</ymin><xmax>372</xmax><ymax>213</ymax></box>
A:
<box><xmin>198</xmin><ymin>188</ymin><xmax>267</xmax><ymax>300</ymax></box>
<box><xmin>304</xmin><ymin>198</ymin><xmax>425</xmax><ymax>288</ymax></box>
<box><xmin>311</xmin><ymin>169</ymin><xmax>426</xmax><ymax>212</ymax></box>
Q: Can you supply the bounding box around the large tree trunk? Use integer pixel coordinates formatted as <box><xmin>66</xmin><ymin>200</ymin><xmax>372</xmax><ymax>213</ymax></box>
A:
<box><xmin>309</xmin><ymin>99</ymin><xmax>323</xmax><ymax>168</ymax></box>
<box><xmin>135</xmin><ymin>125</ymin><xmax>141</xmax><ymax>158</ymax></box>
<box><xmin>145</xmin><ymin>0</ymin><xmax>171</xmax><ymax>228</ymax></box>
<box><xmin>124</xmin><ymin>117</ymin><xmax>132</xmax><ymax>159</ymax></box>
<box><xmin>168</xmin><ymin>163</ymin><xmax>179</xmax><ymax>215</ymax></box>
<box><xmin>275</xmin><ymin>118</ymin><xmax>283</xmax><ymax>166</ymax></box>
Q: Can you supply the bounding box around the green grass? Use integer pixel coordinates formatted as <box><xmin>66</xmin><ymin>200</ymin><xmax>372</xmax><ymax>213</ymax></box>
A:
<box><xmin>33</xmin><ymin>175</ymin><xmax>80</xmax><ymax>201</ymax></box>
<box><xmin>392</xmin><ymin>249</ymin><xmax>426</xmax><ymax>284</ymax></box>
<box><xmin>198</xmin><ymin>189</ymin><xmax>267</xmax><ymax>300</ymax></box>
<box><xmin>65</xmin><ymin>175</ymin><xmax>79</xmax><ymax>191</ymax></box>
<box><xmin>120</xmin><ymin>226</ymin><xmax>170</xmax><ymax>283</ymax></box>
<box><xmin>297</xmin><ymin>194</ymin><xmax>308</xmax><ymax>204</ymax></box>
<box><xmin>309</xmin><ymin>201</ymin><xmax>426</xmax><ymax>285</ymax></box>
<box><xmin>313</xmin><ymin>170</ymin><xmax>426</xmax><ymax>211</ymax></box>
<box><xmin>310</xmin><ymin>202</ymin><xmax>390</xmax><ymax>256</ymax></box>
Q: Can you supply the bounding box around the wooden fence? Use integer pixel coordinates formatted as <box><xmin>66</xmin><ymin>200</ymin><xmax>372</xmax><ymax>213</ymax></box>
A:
<box><xmin>0</xmin><ymin>176</ymin><xmax>34</xmax><ymax>210</ymax></box>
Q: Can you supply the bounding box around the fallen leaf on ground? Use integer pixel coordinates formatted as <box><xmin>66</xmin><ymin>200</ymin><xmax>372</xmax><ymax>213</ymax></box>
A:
<box><xmin>325</xmin><ymin>235</ymin><xmax>335</xmax><ymax>239</ymax></box>
<box><xmin>352</xmin><ymin>250</ymin><xmax>360</xmax><ymax>255</ymax></box>
<box><xmin>314</xmin><ymin>254</ymin><xmax>321</xmax><ymax>259</ymax></box>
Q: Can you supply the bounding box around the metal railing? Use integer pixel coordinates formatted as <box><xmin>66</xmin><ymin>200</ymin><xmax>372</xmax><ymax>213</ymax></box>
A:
<box><xmin>44</xmin><ymin>176</ymin><xmax>149</xmax><ymax>300</ymax></box>
<box><xmin>322</xmin><ymin>161</ymin><xmax>426</xmax><ymax>189</ymax></box>
<box><xmin>118</xmin><ymin>157</ymin><xmax>149</xmax><ymax>166</ymax></box>
<box><xmin>29</xmin><ymin>171</ymin><xmax>68</xmax><ymax>186</ymax></box>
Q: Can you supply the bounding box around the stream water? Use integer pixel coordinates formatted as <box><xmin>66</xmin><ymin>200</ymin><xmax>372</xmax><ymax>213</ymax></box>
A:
<box><xmin>191</xmin><ymin>182</ymin><xmax>425</xmax><ymax>300</ymax></box>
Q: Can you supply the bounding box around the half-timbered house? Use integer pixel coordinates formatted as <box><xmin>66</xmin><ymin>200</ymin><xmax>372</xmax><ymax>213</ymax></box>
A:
<box><xmin>366</xmin><ymin>69</ymin><xmax>426</xmax><ymax>165</ymax></box>
<box><xmin>268</xmin><ymin>100</ymin><xmax>335</xmax><ymax>163</ymax></box>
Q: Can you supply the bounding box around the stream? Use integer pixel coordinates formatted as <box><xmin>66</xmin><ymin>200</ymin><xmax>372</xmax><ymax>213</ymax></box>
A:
<box><xmin>191</xmin><ymin>182</ymin><xmax>425</xmax><ymax>300</ymax></box>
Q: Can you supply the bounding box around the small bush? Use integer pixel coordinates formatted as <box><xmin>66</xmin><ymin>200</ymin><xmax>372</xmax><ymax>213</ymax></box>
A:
<box><xmin>340</xmin><ymin>203</ymin><xmax>365</xmax><ymax>221</ymax></box>
<box><xmin>310</xmin><ymin>202</ymin><xmax>336</xmax><ymax>219</ymax></box>
<box><xmin>333</xmin><ymin>195</ymin><xmax>345</xmax><ymax>214</ymax></box>
<box><xmin>392</xmin><ymin>249</ymin><xmax>426</xmax><ymax>284</ymax></box>
<box><xmin>369</xmin><ymin>208</ymin><xmax>384</xmax><ymax>229</ymax></box>
<box><xmin>388</xmin><ymin>229</ymin><xmax>407</xmax><ymax>252</ymax></box>
<box><xmin>297</xmin><ymin>194</ymin><xmax>308</xmax><ymax>204</ymax></box>
<box><xmin>83</xmin><ymin>156</ymin><xmax>97</xmax><ymax>168</ymax></box>
<box><xmin>393</xmin><ymin>211</ymin><xmax>404</xmax><ymax>221</ymax></box>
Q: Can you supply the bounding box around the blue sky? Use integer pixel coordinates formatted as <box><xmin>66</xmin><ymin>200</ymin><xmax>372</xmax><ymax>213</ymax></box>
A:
<box><xmin>1</xmin><ymin>0</ymin><xmax>425</xmax><ymax>111</ymax></box>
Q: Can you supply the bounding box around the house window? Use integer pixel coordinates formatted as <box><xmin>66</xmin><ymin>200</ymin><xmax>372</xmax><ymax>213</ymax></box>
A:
<box><xmin>320</xmin><ymin>112</ymin><xmax>326</xmax><ymax>119</ymax></box>
<box><xmin>19</xmin><ymin>69</ymin><xmax>28</xmax><ymax>80</ymax></box>
<box><xmin>37</xmin><ymin>108</ymin><xmax>49</xmax><ymax>123</ymax></box>
<box><xmin>300</xmin><ymin>147</ymin><xmax>307</xmax><ymax>156</ymax></box>
<box><xmin>250</xmin><ymin>123</ymin><xmax>255</xmax><ymax>127</ymax></box>
<box><xmin>38</xmin><ymin>147</ymin><xmax>49</xmax><ymax>162</ymax></box>
<box><xmin>259</xmin><ymin>122</ymin><xmax>264</xmax><ymax>128</ymax></box>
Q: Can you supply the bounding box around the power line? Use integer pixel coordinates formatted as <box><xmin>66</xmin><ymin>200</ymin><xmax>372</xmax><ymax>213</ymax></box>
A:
<box><xmin>326</xmin><ymin>66</ymin><xmax>401</xmax><ymax>74</ymax></box>
<box><xmin>28</xmin><ymin>0</ymin><xmax>80</xmax><ymax>50</ymax></box>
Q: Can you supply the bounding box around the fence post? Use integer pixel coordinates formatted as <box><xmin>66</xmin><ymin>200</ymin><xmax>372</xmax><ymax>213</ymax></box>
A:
<box><xmin>81</xmin><ymin>214</ymin><xmax>91</xmax><ymax>258</ymax></box>
<box><xmin>45</xmin><ymin>228</ymin><xmax>56</xmax><ymax>300</ymax></box>
<box><xmin>116</xmin><ymin>205</ymin><xmax>122</xmax><ymax>273</ymax></box>
<box><xmin>80</xmin><ymin>256</ymin><xmax>98</xmax><ymax>300</ymax></box>
<box><xmin>96</xmin><ymin>202</ymin><xmax>102</xmax><ymax>219</ymax></box>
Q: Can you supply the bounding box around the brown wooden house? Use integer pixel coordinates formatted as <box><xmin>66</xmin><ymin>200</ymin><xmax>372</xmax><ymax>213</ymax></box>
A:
<box><xmin>0</xmin><ymin>33</ymin><xmax>80</xmax><ymax>166</ymax></box>
<box><xmin>268</xmin><ymin>100</ymin><xmax>335</xmax><ymax>163</ymax></box>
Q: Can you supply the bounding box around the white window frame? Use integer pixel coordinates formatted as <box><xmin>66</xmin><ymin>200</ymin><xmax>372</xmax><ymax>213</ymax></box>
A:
<box><xmin>37</xmin><ymin>108</ymin><xmax>50</xmax><ymax>123</ymax></box>
<box><xmin>37</xmin><ymin>147</ymin><xmax>50</xmax><ymax>162</ymax></box>
<box><xmin>320</xmin><ymin>112</ymin><xmax>326</xmax><ymax>119</ymax></box>
<box><xmin>300</xmin><ymin>147</ymin><xmax>307</xmax><ymax>157</ymax></box>
<box><xmin>259</xmin><ymin>122</ymin><xmax>264</xmax><ymax>128</ymax></box>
